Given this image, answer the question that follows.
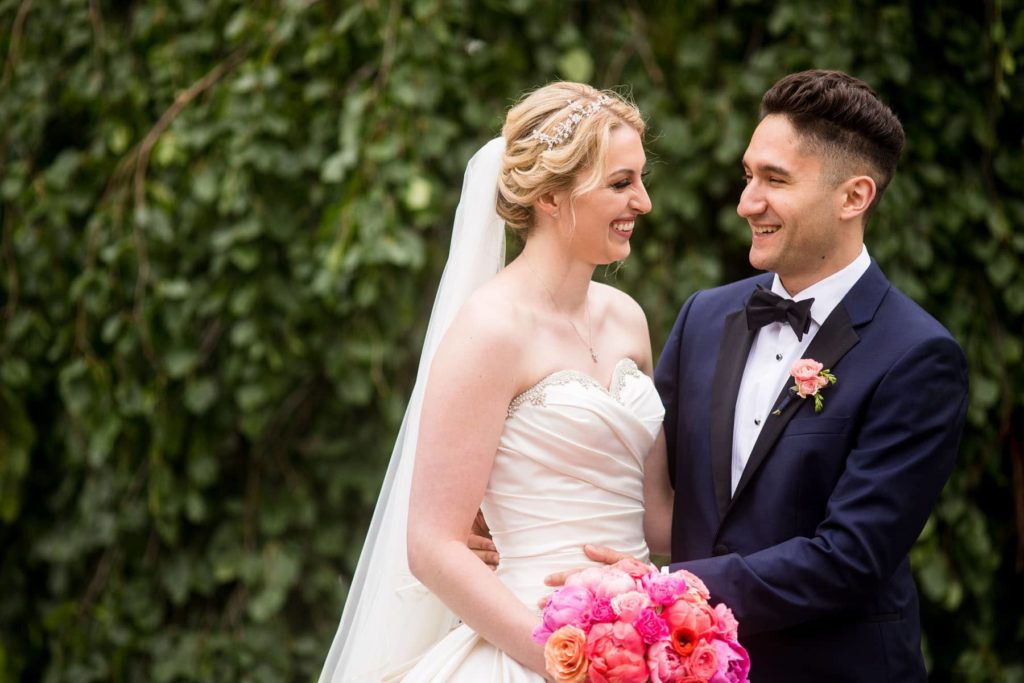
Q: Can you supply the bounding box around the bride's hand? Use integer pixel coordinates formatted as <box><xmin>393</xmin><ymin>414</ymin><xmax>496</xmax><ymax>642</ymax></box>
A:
<box><xmin>467</xmin><ymin>510</ymin><xmax>500</xmax><ymax>570</ymax></box>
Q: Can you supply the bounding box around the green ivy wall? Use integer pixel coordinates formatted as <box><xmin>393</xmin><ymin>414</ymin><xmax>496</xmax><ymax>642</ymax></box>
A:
<box><xmin>0</xmin><ymin>1</ymin><xmax>1021</xmax><ymax>681</ymax></box>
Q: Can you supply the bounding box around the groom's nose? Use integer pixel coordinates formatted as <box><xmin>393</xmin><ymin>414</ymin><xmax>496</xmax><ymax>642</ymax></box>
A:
<box><xmin>737</xmin><ymin>179</ymin><xmax>766</xmax><ymax>219</ymax></box>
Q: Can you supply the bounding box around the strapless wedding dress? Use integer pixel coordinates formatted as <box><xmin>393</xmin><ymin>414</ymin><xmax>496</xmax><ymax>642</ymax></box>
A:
<box><xmin>391</xmin><ymin>357</ymin><xmax>664</xmax><ymax>682</ymax></box>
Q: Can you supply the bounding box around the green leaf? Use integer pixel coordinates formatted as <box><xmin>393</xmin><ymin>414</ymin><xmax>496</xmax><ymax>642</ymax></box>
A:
<box><xmin>558</xmin><ymin>47</ymin><xmax>594</xmax><ymax>83</ymax></box>
<box><xmin>236</xmin><ymin>383</ymin><xmax>269</xmax><ymax>411</ymax></box>
<box><xmin>87</xmin><ymin>415</ymin><xmax>121</xmax><ymax>468</ymax></box>
<box><xmin>0</xmin><ymin>389</ymin><xmax>35</xmax><ymax>522</ymax></box>
<box><xmin>0</xmin><ymin>357</ymin><xmax>30</xmax><ymax>388</ymax></box>
<box><xmin>403</xmin><ymin>176</ymin><xmax>432</xmax><ymax>211</ymax></box>
<box><xmin>164</xmin><ymin>349</ymin><xmax>198</xmax><ymax>378</ymax></box>
<box><xmin>184</xmin><ymin>378</ymin><xmax>219</xmax><ymax>414</ymax></box>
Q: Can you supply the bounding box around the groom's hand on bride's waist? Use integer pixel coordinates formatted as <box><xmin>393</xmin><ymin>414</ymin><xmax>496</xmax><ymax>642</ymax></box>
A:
<box><xmin>467</xmin><ymin>510</ymin><xmax>500</xmax><ymax>570</ymax></box>
<box><xmin>468</xmin><ymin>533</ymin><xmax>499</xmax><ymax>569</ymax></box>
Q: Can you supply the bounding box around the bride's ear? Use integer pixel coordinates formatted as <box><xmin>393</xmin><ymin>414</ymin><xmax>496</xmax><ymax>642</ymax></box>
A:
<box><xmin>535</xmin><ymin>191</ymin><xmax>562</xmax><ymax>221</ymax></box>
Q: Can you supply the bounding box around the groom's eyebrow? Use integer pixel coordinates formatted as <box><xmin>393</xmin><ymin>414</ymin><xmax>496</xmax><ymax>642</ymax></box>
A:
<box><xmin>748</xmin><ymin>162</ymin><xmax>792</xmax><ymax>178</ymax></box>
<box><xmin>745</xmin><ymin>160</ymin><xmax>790</xmax><ymax>179</ymax></box>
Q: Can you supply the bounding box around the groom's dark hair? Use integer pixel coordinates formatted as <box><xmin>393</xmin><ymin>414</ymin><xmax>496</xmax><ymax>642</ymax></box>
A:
<box><xmin>762</xmin><ymin>69</ymin><xmax>905</xmax><ymax>209</ymax></box>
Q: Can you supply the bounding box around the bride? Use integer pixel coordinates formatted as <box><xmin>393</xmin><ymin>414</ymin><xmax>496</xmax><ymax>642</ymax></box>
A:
<box><xmin>319</xmin><ymin>81</ymin><xmax>675</xmax><ymax>681</ymax></box>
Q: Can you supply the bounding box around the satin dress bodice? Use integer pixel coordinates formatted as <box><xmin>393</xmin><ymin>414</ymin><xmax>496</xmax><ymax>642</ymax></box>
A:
<box><xmin>397</xmin><ymin>358</ymin><xmax>664</xmax><ymax>682</ymax></box>
<box><xmin>483</xmin><ymin>358</ymin><xmax>664</xmax><ymax>607</ymax></box>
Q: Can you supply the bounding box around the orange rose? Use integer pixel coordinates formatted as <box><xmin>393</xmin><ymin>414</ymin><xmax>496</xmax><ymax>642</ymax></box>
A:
<box><xmin>544</xmin><ymin>625</ymin><xmax>589</xmax><ymax>683</ymax></box>
<box><xmin>670</xmin><ymin>625</ymin><xmax>700</xmax><ymax>657</ymax></box>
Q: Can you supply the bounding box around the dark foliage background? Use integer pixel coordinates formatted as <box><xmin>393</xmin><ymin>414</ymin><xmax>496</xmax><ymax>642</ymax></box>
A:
<box><xmin>1</xmin><ymin>1</ymin><xmax>1022</xmax><ymax>681</ymax></box>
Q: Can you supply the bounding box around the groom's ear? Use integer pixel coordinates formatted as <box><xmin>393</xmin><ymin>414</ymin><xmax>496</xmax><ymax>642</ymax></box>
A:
<box><xmin>838</xmin><ymin>175</ymin><xmax>876</xmax><ymax>221</ymax></box>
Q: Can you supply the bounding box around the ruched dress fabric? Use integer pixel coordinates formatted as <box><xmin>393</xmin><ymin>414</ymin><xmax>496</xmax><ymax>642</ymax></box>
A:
<box><xmin>390</xmin><ymin>358</ymin><xmax>664</xmax><ymax>682</ymax></box>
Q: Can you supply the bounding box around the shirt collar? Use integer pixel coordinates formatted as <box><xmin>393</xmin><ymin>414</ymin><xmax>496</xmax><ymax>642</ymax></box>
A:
<box><xmin>770</xmin><ymin>246</ymin><xmax>871</xmax><ymax>326</ymax></box>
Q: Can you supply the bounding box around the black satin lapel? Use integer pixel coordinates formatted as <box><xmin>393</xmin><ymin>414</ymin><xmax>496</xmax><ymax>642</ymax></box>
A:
<box><xmin>729</xmin><ymin>304</ymin><xmax>860</xmax><ymax>509</ymax></box>
<box><xmin>710</xmin><ymin>309</ymin><xmax>757</xmax><ymax>519</ymax></box>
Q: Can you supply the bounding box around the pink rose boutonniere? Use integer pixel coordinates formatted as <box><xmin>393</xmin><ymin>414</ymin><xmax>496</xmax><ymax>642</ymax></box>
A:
<box><xmin>788</xmin><ymin>358</ymin><xmax>836</xmax><ymax>413</ymax></box>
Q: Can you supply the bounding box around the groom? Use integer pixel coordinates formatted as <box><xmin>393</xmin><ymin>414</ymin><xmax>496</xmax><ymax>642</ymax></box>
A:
<box><xmin>640</xmin><ymin>70</ymin><xmax>968</xmax><ymax>681</ymax></box>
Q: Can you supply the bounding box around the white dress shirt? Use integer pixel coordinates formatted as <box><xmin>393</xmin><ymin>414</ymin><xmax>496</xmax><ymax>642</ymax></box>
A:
<box><xmin>730</xmin><ymin>246</ymin><xmax>872</xmax><ymax>495</ymax></box>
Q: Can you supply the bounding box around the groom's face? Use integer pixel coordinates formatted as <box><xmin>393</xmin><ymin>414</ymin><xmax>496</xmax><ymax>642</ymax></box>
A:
<box><xmin>738</xmin><ymin>115</ymin><xmax>853</xmax><ymax>295</ymax></box>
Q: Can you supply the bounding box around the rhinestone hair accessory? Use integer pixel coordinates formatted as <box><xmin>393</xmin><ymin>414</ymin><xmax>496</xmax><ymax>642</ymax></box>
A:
<box><xmin>529</xmin><ymin>95</ymin><xmax>613</xmax><ymax>151</ymax></box>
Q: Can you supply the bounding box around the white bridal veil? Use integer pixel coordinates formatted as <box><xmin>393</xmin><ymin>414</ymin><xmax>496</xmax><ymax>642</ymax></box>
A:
<box><xmin>319</xmin><ymin>137</ymin><xmax>507</xmax><ymax>682</ymax></box>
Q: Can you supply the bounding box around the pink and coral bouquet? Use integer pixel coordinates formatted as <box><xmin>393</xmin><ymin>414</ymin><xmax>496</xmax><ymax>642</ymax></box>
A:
<box><xmin>533</xmin><ymin>560</ymin><xmax>750</xmax><ymax>683</ymax></box>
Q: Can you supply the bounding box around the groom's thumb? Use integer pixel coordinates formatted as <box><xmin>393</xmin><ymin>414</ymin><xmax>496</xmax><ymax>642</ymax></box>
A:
<box><xmin>584</xmin><ymin>544</ymin><xmax>630</xmax><ymax>565</ymax></box>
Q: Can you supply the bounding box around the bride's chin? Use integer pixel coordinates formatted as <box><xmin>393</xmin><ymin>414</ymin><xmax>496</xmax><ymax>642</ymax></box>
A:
<box><xmin>594</xmin><ymin>255</ymin><xmax>627</xmax><ymax>267</ymax></box>
<box><xmin>608</xmin><ymin>246</ymin><xmax>631</xmax><ymax>263</ymax></box>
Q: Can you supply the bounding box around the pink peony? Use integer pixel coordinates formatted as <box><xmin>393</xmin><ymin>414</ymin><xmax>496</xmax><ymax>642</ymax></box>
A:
<box><xmin>584</xmin><ymin>621</ymin><xmax>649</xmax><ymax>683</ymax></box>
<box><xmin>612</xmin><ymin>557</ymin><xmax>655</xmax><ymax>582</ymax></box>
<box><xmin>611</xmin><ymin>590</ymin><xmax>651</xmax><ymax>623</ymax></box>
<box><xmin>567</xmin><ymin>567</ymin><xmax>638</xmax><ymax>600</ymax></box>
<box><xmin>634</xmin><ymin>607</ymin><xmax>670</xmax><ymax>644</ymax></box>
<box><xmin>544</xmin><ymin>585</ymin><xmax>594</xmax><ymax>629</ymax></box>
<box><xmin>686</xmin><ymin>641</ymin><xmax>719</xmax><ymax>680</ymax></box>
<box><xmin>532</xmin><ymin>623</ymin><xmax>554</xmax><ymax>644</ymax></box>
<box><xmin>674</xmin><ymin>570</ymin><xmax>711</xmax><ymax>602</ymax></box>
<box><xmin>709</xmin><ymin>638</ymin><xmax>751</xmax><ymax>683</ymax></box>
<box><xmin>646</xmin><ymin>640</ymin><xmax>687</xmax><ymax>683</ymax></box>
<box><xmin>591</xmin><ymin>597</ymin><xmax>616</xmax><ymax>623</ymax></box>
<box><xmin>712</xmin><ymin>604</ymin><xmax>739</xmax><ymax>641</ymax></box>
<box><xmin>533</xmin><ymin>585</ymin><xmax>593</xmax><ymax>643</ymax></box>
<box><xmin>643</xmin><ymin>572</ymin><xmax>689</xmax><ymax>606</ymax></box>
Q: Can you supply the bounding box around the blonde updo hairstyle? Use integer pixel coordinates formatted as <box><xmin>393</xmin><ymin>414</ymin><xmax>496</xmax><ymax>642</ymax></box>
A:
<box><xmin>497</xmin><ymin>82</ymin><xmax>644</xmax><ymax>237</ymax></box>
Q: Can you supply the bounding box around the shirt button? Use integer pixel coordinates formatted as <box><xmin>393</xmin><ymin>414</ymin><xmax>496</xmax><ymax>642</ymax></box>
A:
<box><xmin>776</xmin><ymin>353</ymin><xmax>783</xmax><ymax>361</ymax></box>
<box><xmin>754</xmin><ymin>418</ymin><xmax>761</xmax><ymax>426</ymax></box>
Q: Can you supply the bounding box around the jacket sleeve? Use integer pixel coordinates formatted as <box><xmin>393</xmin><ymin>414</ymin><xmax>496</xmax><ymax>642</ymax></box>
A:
<box><xmin>654</xmin><ymin>291</ymin><xmax>700</xmax><ymax>489</ymax></box>
<box><xmin>669</xmin><ymin>334</ymin><xmax>968</xmax><ymax>635</ymax></box>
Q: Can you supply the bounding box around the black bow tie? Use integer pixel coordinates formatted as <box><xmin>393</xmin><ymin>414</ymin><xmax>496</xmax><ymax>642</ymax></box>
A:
<box><xmin>745</xmin><ymin>285</ymin><xmax>815</xmax><ymax>341</ymax></box>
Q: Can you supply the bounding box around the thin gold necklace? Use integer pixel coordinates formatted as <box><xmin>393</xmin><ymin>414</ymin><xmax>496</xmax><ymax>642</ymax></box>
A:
<box><xmin>524</xmin><ymin>259</ymin><xmax>598</xmax><ymax>363</ymax></box>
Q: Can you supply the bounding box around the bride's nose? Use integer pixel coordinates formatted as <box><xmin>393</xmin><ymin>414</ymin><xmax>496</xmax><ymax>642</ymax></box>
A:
<box><xmin>631</xmin><ymin>183</ymin><xmax>652</xmax><ymax>215</ymax></box>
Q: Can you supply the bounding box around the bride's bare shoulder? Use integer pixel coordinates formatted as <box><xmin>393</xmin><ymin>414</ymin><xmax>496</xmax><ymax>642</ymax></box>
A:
<box><xmin>591</xmin><ymin>281</ymin><xmax>654</xmax><ymax>372</ymax></box>
<box><xmin>592</xmin><ymin>282</ymin><xmax>648</xmax><ymax>330</ymax></box>
<box><xmin>435</xmin><ymin>274</ymin><xmax>531</xmax><ymax>370</ymax></box>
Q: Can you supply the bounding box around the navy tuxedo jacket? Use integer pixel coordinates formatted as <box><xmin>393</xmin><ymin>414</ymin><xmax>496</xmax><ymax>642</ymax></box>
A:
<box><xmin>656</xmin><ymin>262</ymin><xmax>968</xmax><ymax>682</ymax></box>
